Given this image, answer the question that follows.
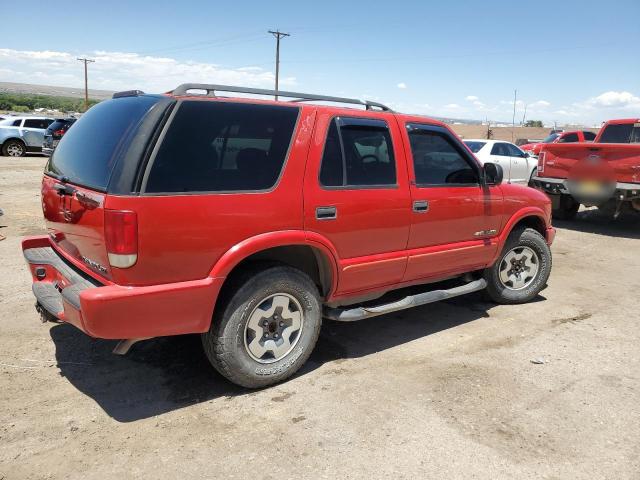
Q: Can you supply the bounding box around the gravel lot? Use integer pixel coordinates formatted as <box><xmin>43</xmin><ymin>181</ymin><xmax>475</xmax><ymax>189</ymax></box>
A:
<box><xmin>1</xmin><ymin>157</ymin><xmax>639</xmax><ymax>480</ymax></box>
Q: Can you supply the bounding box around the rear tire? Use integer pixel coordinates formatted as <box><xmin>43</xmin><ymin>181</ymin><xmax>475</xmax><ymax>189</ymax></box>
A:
<box><xmin>484</xmin><ymin>227</ymin><xmax>552</xmax><ymax>304</ymax></box>
<box><xmin>202</xmin><ymin>265</ymin><xmax>322</xmax><ymax>388</ymax></box>
<box><xmin>552</xmin><ymin>194</ymin><xmax>579</xmax><ymax>220</ymax></box>
<box><xmin>2</xmin><ymin>139</ymin><xmax>26</xmax><ymax>157</ymax></box>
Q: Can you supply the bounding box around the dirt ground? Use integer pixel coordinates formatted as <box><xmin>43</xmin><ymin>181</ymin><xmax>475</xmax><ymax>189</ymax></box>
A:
<box><xmin>0</xmin><ymin>157</ymin><xmax>638</xmax><ymax>480</ymax></box>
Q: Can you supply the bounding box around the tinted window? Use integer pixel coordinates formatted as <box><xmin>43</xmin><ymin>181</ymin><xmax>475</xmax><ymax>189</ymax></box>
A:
<box><xmin>491</xmin><ymin>143</ymin><xmax>510</xmax><ymax>156</ymax></box>
<box><xmin>146</xmin><ymin>101</ymin><xmax>298</xmax><ymax>193</ymax></box>
<box><xmin>24</xmin><ymin>119</ymin><xmax>52</xmax><ymax>129</ymax></box>
<box><xmin>542</xmin><ymin>134</ymin><xmax>559</xmax><ymax>143</ymax></box>
<box><xmin>505</xmin><ymin>143</ymin><xmax>525</xmax><ymax>157</ymax></box>
<box><xmin>599</xmin><ymin>124</ymin><xmax>635</xmax><ymax>143</ymax></box>
<box><xmin>464</xmin><ymin>141</ymin><xmax>486</xmax><ymax>153</ymax></box>
<box><xmin>319</xmin><ymin>118</ymin><xmax>396</xmax><ymax>187</ymax></box>
<box><xmin>47</xmin><ymin>96</ymin><xmax>163</xmax><ymax>191</ymax></box>
<box><xmin>558</xmin><ymin>133</ymin><xmax>579</xmax><ymax>143</ymax></box>
<box><xmin>47</xmin><ymin>119</ymin><xmax>74</xmax><ymax>133</ymax></box>
<box><xmin>583</xmin><ymin>131</ymin><xmax>596</xmax><ymax>141</ymax></box>
<box><xmin>408</xmin><ymin>127</ymin><xmax>478</xmax><ymax>186</ymax></box>
<box><xmin>12</xmin><ymin>119</ymin><xmax>22</xmax><ymax>127</ymax></box>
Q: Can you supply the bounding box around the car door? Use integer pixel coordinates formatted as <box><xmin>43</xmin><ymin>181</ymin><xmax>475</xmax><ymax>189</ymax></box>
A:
<box><xmin>489</xmin><ymin>142</ymin><xmax>513</xmax><ymax>182</ymax></box>
<box><xmin>22</xmin><ymin>118</ymin><xmax>52</xmax><ymax>147</ymax></box>
<box><xmin>505</xmin><ymin>142</ymin><xmax>530</xmax><ymax>184</ymax></box>
<box><xmin>303</xmin><ymin>112</ymin><xmax>412</xmax><ymax>295</ymax></box>
<box><xmin>401</xmin><ymin>123</ymin><xmax>503</xmax><ymax>282</ymax></box>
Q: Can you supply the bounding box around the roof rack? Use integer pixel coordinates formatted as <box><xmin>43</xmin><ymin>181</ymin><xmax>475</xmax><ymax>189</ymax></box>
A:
<box><xmin>170</xmin><ymin>83</ymin><xmax>393</xmax><ymax>112</ymax></box>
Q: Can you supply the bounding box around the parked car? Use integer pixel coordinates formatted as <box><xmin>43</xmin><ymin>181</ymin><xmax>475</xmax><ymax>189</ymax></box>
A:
<box><xmin>0</xmin><ymin>116</ymin><xmax>54</xmax><ymax>157</ymax></box>
<box><xmin>42</xmin><ymin>118</ymin><xmax>77</xmax><ymax>156</ymax></box>
<box><xmin>464</xmin><ymin>139</ymin><xmax>537</xmax><ymax>185</ymax></box>
<box><xmin>22</xmin><ymin>84</ymin><xmax>554</xmax><ymax>388</ymax></box>
<box><xmin>533</xmin><ymin>118</ymin><xmax>640</xmax><ymax>219</ymax></box>
<box><xmin>520</xmin><ymin>130</ymin><xmax>597</xmax><ymax>157</ymax></box>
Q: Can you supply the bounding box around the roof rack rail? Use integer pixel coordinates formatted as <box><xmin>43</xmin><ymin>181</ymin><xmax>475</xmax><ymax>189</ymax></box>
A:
<box><xmin>113</xmin><ymin>90</ymin><xmax>145</xmax><ymax>99</ymax></box>
<box><xmin>170</xmin><ymin>83</ymin><xmax>393</xmax><ymax>112</ymax></box>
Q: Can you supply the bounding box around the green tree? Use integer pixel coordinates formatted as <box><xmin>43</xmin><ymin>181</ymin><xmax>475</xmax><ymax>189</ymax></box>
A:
<box><xmin>524</xmin><ymin>120</ymin><xmax>543</xmax><ymax>128</ymax></box>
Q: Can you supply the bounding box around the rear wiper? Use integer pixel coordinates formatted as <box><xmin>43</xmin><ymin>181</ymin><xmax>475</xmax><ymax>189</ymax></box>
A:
<box><xmin>53</xmin><ymin>182</ymin><xmax>76</xmax><ymax>196</ymax></box>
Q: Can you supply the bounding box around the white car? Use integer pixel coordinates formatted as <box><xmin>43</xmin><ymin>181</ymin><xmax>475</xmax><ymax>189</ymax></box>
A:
<box><xmin>463</xmin><ymin>139</ymin><xmax>537</xmax><ymax>185</ymax></box>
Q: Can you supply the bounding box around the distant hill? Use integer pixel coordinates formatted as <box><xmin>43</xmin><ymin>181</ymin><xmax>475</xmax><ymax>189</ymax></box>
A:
<box><xmin>0</xmin><ymin>82</ymin><xmax>114</xmax><ymax>101</ymax></box>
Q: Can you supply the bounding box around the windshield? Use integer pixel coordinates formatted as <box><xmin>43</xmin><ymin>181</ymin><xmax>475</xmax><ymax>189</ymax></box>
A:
<box><xmin>46</xmin><ymin>95</ymin><xmax>163</xmax><ymax>191</ymax></box>
<box><xmin>464</xmin><ymin>141</ymin><xmax>486</xmax><ymax>153</ymax></box>
<box><xmin>542</xmin><ymin>134</ymin><xmax>559</xmax><ymax>143</ymax></box>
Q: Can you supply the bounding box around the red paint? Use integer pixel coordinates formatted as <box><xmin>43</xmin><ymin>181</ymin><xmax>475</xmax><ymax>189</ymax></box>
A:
<box><xmin>521</xmin><ymin>130</ymin><xmax>593</xmax><ymax>155</ymax></box>
<box><xmin>25</xmin><ymin>94</ymin><xmax>554</xmax><ymax>340</ymax></box>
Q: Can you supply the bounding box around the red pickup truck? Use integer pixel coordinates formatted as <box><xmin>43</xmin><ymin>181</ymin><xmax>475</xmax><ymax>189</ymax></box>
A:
<box><xmin>533</xmin><ymin>118</ymin><xmax>640</xmax><ymax>219</ymax></box>
<box><xmin>22</xmin><ymin>84</ymin><xmax>554</xmax><ymax>388</ymax></box>
<box><xmin>520</xmin><ymin>130</ymin><xmax>597</xmax><ymax>157</ymax></box>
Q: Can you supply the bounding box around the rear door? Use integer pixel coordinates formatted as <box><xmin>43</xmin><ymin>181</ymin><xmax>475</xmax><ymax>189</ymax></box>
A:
<box><xmin>303</xmin><ymin>112</ymin><xmax>411</xmax><ymax>295</ymax></box>
<box><xmin>42</xmin><ymin>95</ymin><xmax>169</xmax><ymax>280</ymax></box>
<box><xmin>401</xmin><ymin>123</ymin><xmax>502</xmax><ymax>282</ymax></box>
<box><xmin>489</xmin><ymin>142</ymin><xmax>513</xmax><ymax>181</ymax></box>
<box><xmin>505</xmin><ymin>142</ymin><xmax>530</xmax><ymax>184</ymax></box>
<box><xmin>22</xmin><ymin>118</ymin><xmax>52</xmax><ymax>147</ymax></box>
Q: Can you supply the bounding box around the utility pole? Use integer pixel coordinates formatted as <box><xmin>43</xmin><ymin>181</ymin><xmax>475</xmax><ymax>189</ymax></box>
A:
<box><xmin>521</xmin><ymin>103</ymin><xmax>528</xmax><ymax>126</ymax></box>
<box><xmin>511</xmin><ymin>89</ymin><xmax>517</xmax><ymax>142</ymax></box>
<box><xmin>268</xmin><ymin>30</ymin><xmax>290</xmax><ymax>101</ymax></box>
<box><xmin>77</xmin><ymin>57</ymin><xmax>95</xmax><ymax>111</ymax></box>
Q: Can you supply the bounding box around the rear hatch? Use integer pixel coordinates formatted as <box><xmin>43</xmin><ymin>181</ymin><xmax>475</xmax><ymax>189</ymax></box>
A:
<box><xmin>539</xmin><ymin>143</ymin><xmax>640</xmax><ymax>184</ymax></box>
<box><xmin>42</xmin><ymin>94</ymin><xmax>172</xmax><ymax>280</ymax></box>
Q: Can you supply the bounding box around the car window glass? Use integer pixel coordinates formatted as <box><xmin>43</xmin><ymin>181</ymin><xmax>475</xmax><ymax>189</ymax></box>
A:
<box><xmin>12</xmin><ymin>119</ymin><xmax>22</xmax><ymax>127</ymax></box>
<box><xmin>583</xmin><ymin>131</ymin><xmax>596</xmax><ymax>141</ymax></box>
<box><xmin>630</xmin><ymin>125</ymin><xmax>640</xmax><ymax>143</ymax></box>
<box><xmin>408</xmin><ymin>127</ymin><xmax>478</xmax><ymax>186</ymax></box>
<box><xmin>506</xmin><ymin>143</ymin><xmax>524</xmax><ymax>157</ymax></box>
<box><xmin>319</xmin><ymin>118</ymin><xmax>396</xmax><ymax>187</ymax></box>
<box><xmin>24</xmin><ymin>119</ymin><xmax>50</xmax><ymax>129</ymax></box>
<box><xmin>146</xmin><ymin>101</ymin><xmax>299</xmax><ymax>193</ymax></box>
<box><xmin>558</xmin><ymin>133</ymin><xmax>579</xmax><ymax>143</ymax></box>
<box><xmin>490</xmin><ymin>143</ymin><xmax>508</xmax><ymax>156</ymax></box>
<box><xmin>464</xmin><ymin>141</ymin><xmax>486</xmax><ymax>153</ymax></box>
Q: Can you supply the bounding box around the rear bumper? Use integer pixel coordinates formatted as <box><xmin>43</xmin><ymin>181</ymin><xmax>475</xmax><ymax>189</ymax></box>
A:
<box><xmin>22</xmin><ymin>236</ymin><xmax>223</xmax><ymax>339</ymax></box>
<box><xmin>533</xmin><ymin>176</ymin><xmax>640</xmax><ymax>200</ymax></box>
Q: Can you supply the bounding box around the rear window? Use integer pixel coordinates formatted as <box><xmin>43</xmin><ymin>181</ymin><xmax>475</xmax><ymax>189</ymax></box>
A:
<box><xmin>46</xmin><ymin>96</ymin><xmax>162</xmax><ymax>191</ymax></box>
<box><xmin>599</xmin><ymin>123</ymin><xmax>640</xmax><ymax>143</ymax></box>
<box><xmin>47</xmin><ymin>119</ymin><xmax>74</xmax><ymax>132</ymax></box>
<box><xmin>464</xmin><ymin>141</ymin><xmax>486</xmax><ymax>153</ymax></box>
<box><xmin>145</xmin><ymin>101</ymin><xmax>299</xmax><ymax>193</ymax></box>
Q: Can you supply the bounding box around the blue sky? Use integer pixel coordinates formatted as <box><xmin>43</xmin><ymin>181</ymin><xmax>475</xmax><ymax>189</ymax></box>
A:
<box><xmin>2</xmin><ymin>0</ymin><xmax>639</xmax><ymax>124</ymax></box>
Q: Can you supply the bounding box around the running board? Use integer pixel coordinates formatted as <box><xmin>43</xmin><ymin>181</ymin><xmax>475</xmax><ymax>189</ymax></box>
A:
<box><xmin>324</xmin><ymin>278</ymin><xmax>487</xmax><ymax>322</ymax></box>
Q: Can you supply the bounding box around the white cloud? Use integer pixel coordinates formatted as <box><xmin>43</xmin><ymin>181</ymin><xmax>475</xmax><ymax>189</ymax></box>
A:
<box><xmin>465</xmin><ymin>95</ymin><xmax>479</xmax><ymax>101</ymax></box>
<box><xmin>529</xmin><ymin>100</ymin><xmax>551</xmax><ymax>109</ymax></box>
<box><xmin>443</xmin><ymin>103</ymin><xmax>461</xmax><ymax>109</ymax></box>
<box><xmin>0</xmin><ymin>48</ymin><xmax>294</xmax><ymax>92</ymax></box>
<box><xmin>581</xmin><ymin>91</ymin><xmax>640</xmax><ymax>109</ymax></box>
<box><xmin>397</xmin><ymin>82</ymin><xmax>407</xmax><ymax>89</ymax></box>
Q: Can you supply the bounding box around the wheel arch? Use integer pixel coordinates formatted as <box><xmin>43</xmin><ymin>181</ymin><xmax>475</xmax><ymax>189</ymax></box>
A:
<box><xmin>492</xmin><ymin>208</ymin><xmax>549</xmax><ymax>264</ymax></box>
<box><xmin>209</xmin><ymin>231</ymin><xmax>339</xmax><ymax>303</ymax></box>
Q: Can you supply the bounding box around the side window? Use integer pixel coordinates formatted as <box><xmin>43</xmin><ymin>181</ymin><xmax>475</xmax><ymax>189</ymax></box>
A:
<box><xmin>407</xmin><ymin>126</ymin><xmax>478</xmax><ymax>186</ymax></box>
<box><xmin>24</xmin><ymin>119</ymin><xmax>49</xmax><ymax>129</ymax></box>
<box><xmin>583</xmin><ymin>131</ymin><xmax>596</xmax><ymax>141</ymax></box>
<box><xmin>506</xmin><ymin>143</ymin><xmax>525</xmax><ymax>157</ymax></box>
<box><xmin>558</xmin><ymin>133</ymin><xmax>579</xmax><ymax>143</ymax></box>
<box><xmin>319</xmin><ymin>117</ymin><xmax>396</xmax><ymax>187</ymax></box>
<box><xmin>490</xmin><ymin>143</ymin><xmax>509</xmax><ymax>156</ymax></box>
<box><xmin>12</xmin><ymin>119</ymin><xmax>22</xmax><ymax>127</ymax></box>
<box><xmin>145</xmin><ymin>101</ymin><xmax>299</xmax><ymax>193</ymax></box>
<box><xmin>631</xmin><ymin>125</ymin><xmax>640</xmax><ymax>143</ymax></box>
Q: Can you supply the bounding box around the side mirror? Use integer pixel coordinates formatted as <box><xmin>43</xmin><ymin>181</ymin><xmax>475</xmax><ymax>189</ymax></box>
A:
<box><xmin>484</xmin><ymin>162</ymin><xmax>503</xmax><ymax>185</ymax></box>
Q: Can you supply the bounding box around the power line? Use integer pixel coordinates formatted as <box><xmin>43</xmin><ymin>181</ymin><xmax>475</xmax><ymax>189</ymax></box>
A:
<box><xmin>77</xmin><ymin>57</ymin><xmax>95</xmax><ymax>112</ymax></box>
<box><xmin>268</xmin><ymin>30</ymin><xmax>290</xmax><ymax>101</ymax></box>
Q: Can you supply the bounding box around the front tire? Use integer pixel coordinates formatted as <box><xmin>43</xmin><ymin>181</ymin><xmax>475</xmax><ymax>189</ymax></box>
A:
<box><xmin>202</xmin><ymin>265</ymin><xmax>322</xmax><ymax>388</ymax></box>
<box><xmin>2</xmin><ymin>139</ymin><xmax>26</xmax><ymax>157</ymax></box>
<box><xmin>484</xmin><ymin>227</ymin><xmax>552</xmax><ymax>304</ymax></box>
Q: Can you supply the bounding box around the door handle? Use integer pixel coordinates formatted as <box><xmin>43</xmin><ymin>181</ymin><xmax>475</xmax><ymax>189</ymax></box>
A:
<box><xmin>412</xmin><ymin>200</ymin><xmax>429</xmax><ymax>213</ymax></box>
<box><xmin>316</xmin><ymin>206</ymin><xmax>337</xmax><ymax>220</ymax></box>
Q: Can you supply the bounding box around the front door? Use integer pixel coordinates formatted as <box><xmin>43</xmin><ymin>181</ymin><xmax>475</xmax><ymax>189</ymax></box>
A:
<box><xmin>304</xmin><ymin>112</ymin><xmax>411</xmax><ymax>295</ymax></box>
<box><xmin>400</xmin><ymin>123</ymin><xmax>503</xmax><ymax>282</ymax></box>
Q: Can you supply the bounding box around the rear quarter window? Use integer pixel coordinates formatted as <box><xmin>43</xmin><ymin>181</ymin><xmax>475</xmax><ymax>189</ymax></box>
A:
<box><xmin>46</xmin><ymin>96</ymin><xmax>164</xmax><ymax>191</ymax></box>
<box><xmin>144</xmin><ymin>101</ymin><xmax>299</xmax><ymax>193</ymax></box>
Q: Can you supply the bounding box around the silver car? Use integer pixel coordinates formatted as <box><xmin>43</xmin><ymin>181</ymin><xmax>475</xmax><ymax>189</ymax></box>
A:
<box><xmin>0</xmin><ymin>117</ymin><xmax>54</xmax><ymax>157</ymax></box>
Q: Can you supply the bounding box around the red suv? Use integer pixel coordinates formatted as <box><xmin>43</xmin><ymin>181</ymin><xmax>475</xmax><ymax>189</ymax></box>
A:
<box><xmin>23</xmin><ymin>84</ymin><xmax>555</xmax><ymax>388</ymax></box>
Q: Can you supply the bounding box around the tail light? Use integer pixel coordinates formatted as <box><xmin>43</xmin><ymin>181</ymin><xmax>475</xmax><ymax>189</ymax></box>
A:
<box><xmin>53</xmin><ymin>129</ymin><xmax>66</xmax><ymax>136</ymax></box>
<box><xmin>537</xmin><ymin>152</ymin><xmax>546</xmax><ymax>174</ymax></box>
<box><xmin>104</xmin><ymin>210</ymin><xmax>138</xmax><ymax>268</ymax></box>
